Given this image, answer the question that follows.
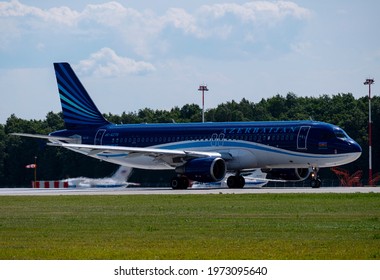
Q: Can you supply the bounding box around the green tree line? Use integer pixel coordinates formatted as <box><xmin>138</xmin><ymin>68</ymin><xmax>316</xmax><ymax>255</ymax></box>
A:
<box><xmin>0</xmin><ymin>93</ymin><xmax>378</xmax><ymax>187</ymax></box>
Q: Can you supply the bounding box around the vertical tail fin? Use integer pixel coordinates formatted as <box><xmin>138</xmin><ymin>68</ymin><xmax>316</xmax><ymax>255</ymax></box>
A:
<box><xmin>54</xmin><ymin>62</ymin><xmax>110</xmax><ymax>130</ymax></box>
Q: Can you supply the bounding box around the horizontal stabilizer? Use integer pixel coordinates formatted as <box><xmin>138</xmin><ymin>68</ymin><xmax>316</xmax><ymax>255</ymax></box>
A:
<box><xmin>10</xmin><ymin>133</ymin><xmax>80</xmax><ymax>144</ymax></box>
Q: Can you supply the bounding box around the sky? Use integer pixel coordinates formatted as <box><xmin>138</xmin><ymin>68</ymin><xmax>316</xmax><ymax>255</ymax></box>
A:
<box><xmin>1</xmin><ymin>0</ymin><xmax>379</xmax><ymax>124</ymax></box>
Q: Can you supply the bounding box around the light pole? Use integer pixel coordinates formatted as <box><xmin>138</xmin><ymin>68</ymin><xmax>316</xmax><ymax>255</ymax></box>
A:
<box><xmin>34</xmin><ymin>156</ymin><xmax>37</xmax><ymax>188</ymax></box>
<box><xmin>364</xmin><ymin>78</ymin><xmax>374</xmax><ymax>185</ymax></box>
<box><xmin>198</xmin><ymin>84</ymin><xmax>209</xmax><ymax>123</ymax></box>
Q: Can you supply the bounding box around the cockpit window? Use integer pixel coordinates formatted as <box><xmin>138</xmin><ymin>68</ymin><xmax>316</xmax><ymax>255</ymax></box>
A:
<box><xmin>334</xmin><ymin>129</ymin><xmax>349</xmax><ymax>139</ymax></box>
<box><xmin>319</xmin><ymin>130</ymin><xmax>335</xmax><ymax>140</ymax></box>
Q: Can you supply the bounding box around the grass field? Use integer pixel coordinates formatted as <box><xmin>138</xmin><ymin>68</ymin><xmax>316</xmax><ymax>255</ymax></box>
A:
<box><xmin>0</xmin><ymin>193</ymin><xmax>379</xmax><ymax>260</ymax></box>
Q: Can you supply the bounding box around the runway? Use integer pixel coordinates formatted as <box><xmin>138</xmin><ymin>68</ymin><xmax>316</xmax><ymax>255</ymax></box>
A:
<box><xmin>0</xmin><ymin>186</ymin><xmax>379</xmax><ymax>196</ymax></box>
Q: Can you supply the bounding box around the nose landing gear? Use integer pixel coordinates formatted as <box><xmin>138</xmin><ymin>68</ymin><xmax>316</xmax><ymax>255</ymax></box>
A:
<box><xmin>310</xmin><ymin>167</ymin><xmax>321</xmax><ymax>188</ymax></box>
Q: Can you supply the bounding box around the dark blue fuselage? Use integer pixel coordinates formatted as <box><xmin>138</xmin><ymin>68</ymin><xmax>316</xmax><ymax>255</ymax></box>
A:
<box><xmin>51</xmin><ymin>120</ymin><xmax>361</xmax><ymax>156</ymax></box>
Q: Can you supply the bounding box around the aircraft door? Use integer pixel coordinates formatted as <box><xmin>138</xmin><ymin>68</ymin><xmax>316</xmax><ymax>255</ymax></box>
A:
<box><xmin>94</xmin><ymin>129</ymin><xmax>106</xmax><ymax>145</ymax></box>
<box><xmin>297</xmin><ymin>126</ymin><xmax>310</xmax><ymax>150</ymax></box>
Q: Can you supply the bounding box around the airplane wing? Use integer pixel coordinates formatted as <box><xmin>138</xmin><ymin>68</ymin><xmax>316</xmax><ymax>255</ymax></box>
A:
<box><xmin>11</xmin><ymin>133</ymin><xmax>222</xmax><ymax>168</ymax></box>
<box><xmin>48</xmin><ymin>142</ymin><xmax>222</xmax><ymax>169</ymax></box>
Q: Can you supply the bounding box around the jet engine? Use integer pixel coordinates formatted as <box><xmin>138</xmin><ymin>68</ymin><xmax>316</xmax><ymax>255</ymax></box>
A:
<box><xmin>176</xmin><ymin>157</ymin><xmax>227</xmax><ymax>182</ymax></box>
<box><xmin>262</xmin><ymin>168</ymin><xmax>311</xmax><ymax>181</ymax></box>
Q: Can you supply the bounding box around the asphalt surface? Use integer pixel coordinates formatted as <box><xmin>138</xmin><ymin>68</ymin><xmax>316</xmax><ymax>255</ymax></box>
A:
<box><xmin>0</xmin><ymin>186</ymin><xmax>379</xmax><ymax>196</ymax></box>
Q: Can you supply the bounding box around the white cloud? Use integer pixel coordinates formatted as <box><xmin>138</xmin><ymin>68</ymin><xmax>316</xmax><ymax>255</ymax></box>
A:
<box><xmin>75</xmin><ymin>47</ymin><xmax>156</xmax><ymax>77</ymax></box>
<box><xmin>0</xmin><ymin>0</ymin><xmax>80</xmax><ymax>26</ymax></box>
<box><xmin>163</xmin><ymin>8</ymin><xmax>202</xmax><ymax>37</ymax></box>
<box><xmin>0</xmin><ymin>1</ymin><xmax>311</xmax><ymax>54</ymax></box>
<box><xmin>199</xmin><ymin>1</ymin><xmax>311</xmax><ymax>24</ymax></box>
<box><xmin>80</xmin><ymin>1</ymin><xmax>135</xmax><ymax>27</ymax></box>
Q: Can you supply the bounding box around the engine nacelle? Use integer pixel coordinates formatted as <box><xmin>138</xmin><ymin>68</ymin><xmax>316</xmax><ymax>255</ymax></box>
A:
<box><xmin>176</xmin><ymin>157</ymin><xmax>227</xmax><ymax>182</ymax></box>
<box><xmin>262</xmin><ymin>168</ymin><xmax>311</xmax><ymax>181</ymax></box>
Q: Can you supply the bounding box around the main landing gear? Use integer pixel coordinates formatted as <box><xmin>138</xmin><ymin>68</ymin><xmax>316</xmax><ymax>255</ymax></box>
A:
<box><xmin>310</xmin><ymin>167</ymin><xmax>321</xmax><ymax>188</ymax></box>
<box><xmin>226</xmin><ymin>173</ymin><xmax>245</xmax><ymax>189</ymax></box>
<box><xmin>171</xmin><ymin>176</ymin><xmax>190</xmax><ymax>190</ymax></box>
<box><xmin>171</xmin><ymin>174</ymin><xmax>247</xmax><ymax>189</ymax></box>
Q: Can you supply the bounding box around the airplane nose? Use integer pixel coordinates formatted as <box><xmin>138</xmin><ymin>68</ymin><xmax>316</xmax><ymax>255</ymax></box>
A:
<box><xmin>347</xmin><ymin>140</ymin><xmax>362</xmax><ymax>154</ymax></box>
<box><xmin>352</xmin><ymin>141</ymin><xmax>362</xmax><ymax>153</ymax></box>
<box><xmin>337</xmin><ymin>139</ymin><xmax>362</xmax><ymax>154</ymax></box>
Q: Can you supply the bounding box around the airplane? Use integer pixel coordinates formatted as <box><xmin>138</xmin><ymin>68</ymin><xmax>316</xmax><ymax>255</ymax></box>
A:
<box><xmin>12</xmin><ymin>62</ymin><xmax>362</xmax><ymax>189</ymax></box>
<box><xmin>63</xmin><ymin>166</ymin><xmax>137</xmax><ymax>188</ymax></box>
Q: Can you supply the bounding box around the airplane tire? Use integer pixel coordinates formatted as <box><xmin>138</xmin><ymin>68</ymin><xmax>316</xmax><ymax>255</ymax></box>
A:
<box><xmin>171</xmin><ymin>177</ymin><xmax>189</xmax><ymax>190</ymax></box>
<box><xmin>310</xmin><ymin>179</ymin><xmax>321</xmax><ymax>188</ymax></box>
<box><xmin>238</xmin><ymin>176</ymin><xmax>245</xmax><ymax>188</ymax></box>
<box><xmin>227</xmin><ymin>176</ymin><xmax>235</xmax><ymax>188</ymax></box>
<box><xmin>227</xmin><ymin>175</ymin><xmax>245</xmax><ymax>189</ymax></box>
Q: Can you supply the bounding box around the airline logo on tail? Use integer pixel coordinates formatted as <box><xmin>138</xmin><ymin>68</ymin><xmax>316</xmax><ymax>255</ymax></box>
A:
<box><xmin>54</xmin><ymin>63</ymin><xmax>110</xmax><ymax>130</ymax></box>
